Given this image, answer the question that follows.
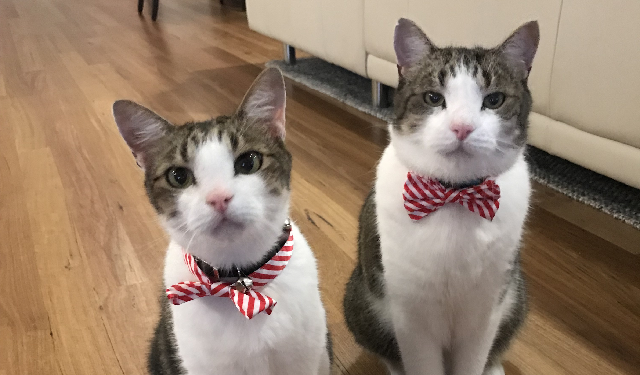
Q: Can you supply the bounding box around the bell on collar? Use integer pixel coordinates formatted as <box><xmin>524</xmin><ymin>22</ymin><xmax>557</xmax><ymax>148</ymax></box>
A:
<box><xmin>283</xmin><ymin>218</ymin><xmax>291</xmax><ymax>232</ymax></box>
<box><xmin>234</xmin><ymin>277</ymin><xmax>253</xmax><ymax>294</ymax></box>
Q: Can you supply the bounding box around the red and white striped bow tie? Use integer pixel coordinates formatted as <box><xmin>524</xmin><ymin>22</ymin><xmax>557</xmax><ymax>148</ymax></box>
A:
<box><xmin>166</xmin><ymin>229</ymin><xmax>293</xmax><ymax>319</ymax></box>
<box><xmin>403</xmin><ymin>172</ymin><xmax>500</xmax><ymax>221</ymax></box>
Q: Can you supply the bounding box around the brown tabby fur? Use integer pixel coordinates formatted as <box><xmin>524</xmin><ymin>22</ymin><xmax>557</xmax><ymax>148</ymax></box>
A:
<box><xmin>142</xmin><ymin>115</ymin><xmax>292</xmax><ymax>219</ymax></box>
<box><xmin>394</xmin><ymin>43</ymin><xmax>533</xmax><ymax>149</ymax></box>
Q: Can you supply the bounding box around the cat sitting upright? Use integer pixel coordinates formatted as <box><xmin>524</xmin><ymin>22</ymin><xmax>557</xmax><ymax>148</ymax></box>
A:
<box><xmin>344</xmin><ymin>19</ymin><xmax>539</xmax><ymax>375</ymax></box>
<box><xmin>112</xmin><ymin>68</ymin><xmax>331</xmax><ymax>375</ymax></box>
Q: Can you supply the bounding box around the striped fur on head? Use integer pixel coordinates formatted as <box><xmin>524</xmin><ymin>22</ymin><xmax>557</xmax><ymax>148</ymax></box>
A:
<box><xmin>138</xmin><ymin>113</ymin><xmax>291</xmax><ymax>218</ymax></box>
<box><xmin>391</xmin><ymin>19</ymin><xmax>539</xmax><ymax>183</ymax></box>
<box><xmin>113</xmin><ymin>68</ymin><xmax>292</xmax><ymax>267</ymax></box>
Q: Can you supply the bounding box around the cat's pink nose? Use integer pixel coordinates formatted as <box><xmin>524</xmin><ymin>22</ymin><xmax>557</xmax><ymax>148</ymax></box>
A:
<box><xmin>206</xmin><ymin>190</ymin><xmax>233</xmax><ymax>213</ymax></box>
<box><xmin>451</xmin><ymin>123</ymin><xmax>475</xmax><ymax>141</ymax></box>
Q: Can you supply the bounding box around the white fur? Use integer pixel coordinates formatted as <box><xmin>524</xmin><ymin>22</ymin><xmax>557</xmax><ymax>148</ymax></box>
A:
<box><xmin>162</xmin><ymin>138</ymin><xmax>330</xmax><ymax>375</ymax></box>
<box><xmin>485</xmin><ymin>364</ymin><xmax>506</xmax><ymax>375</ymax></box>
<box><xmin>377</xmin><ymin>67</ymin><xmax>530</xmax><ymax>375</ymax></box>
<box><xmin>393</xmin><ymin>65</ymin><xmax>521</xmax><ymax>183</ymax></box>
<box><xmin>165</xmin><ymin>141</ymin><xmax>290</xmax><ymax>267</ymax></box>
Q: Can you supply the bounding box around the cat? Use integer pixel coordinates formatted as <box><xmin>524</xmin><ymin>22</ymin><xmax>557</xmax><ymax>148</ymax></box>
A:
<box><xmin>343</xmin><ymin>19</ymin><xmax>539</xmax><ymax>375</ymax></box>
<box><xmin>112</xmin><ymin>68</ymin><xmax>332</xmax><ymax>375</ymax></box>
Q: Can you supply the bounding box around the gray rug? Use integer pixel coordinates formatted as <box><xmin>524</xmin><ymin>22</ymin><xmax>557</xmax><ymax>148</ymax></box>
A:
<box><xmin>267</xmin><ymin>57</ymin><xmax>640</xmax><ymax>229</ymax></box>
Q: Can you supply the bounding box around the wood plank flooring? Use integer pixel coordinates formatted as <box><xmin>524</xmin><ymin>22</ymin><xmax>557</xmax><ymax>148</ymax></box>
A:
<box><xmin>0</xmin><ymin>0</ymin><xmax>638</xmax><ymax>374</ymax></box>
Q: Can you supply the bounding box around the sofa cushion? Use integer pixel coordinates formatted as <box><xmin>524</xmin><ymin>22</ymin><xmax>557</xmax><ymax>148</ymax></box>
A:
<box><xmin>247</xmin><ymin>0</ymin><xmax>367</xmax><ymax>76</ymax></box>
<box><xmin>363</xmin><ymin>0</ymin><xmax>562</xmax><ymax>115</ymax></box>
<box><xmin>529</xmin><ymin>113</ymin><xmax>640</xmax><ymax>189</ymax></box>
<box><xmin>549</xmin><ymin>0</ymin><xmax>640</xmax><ymax>150</ymax></box>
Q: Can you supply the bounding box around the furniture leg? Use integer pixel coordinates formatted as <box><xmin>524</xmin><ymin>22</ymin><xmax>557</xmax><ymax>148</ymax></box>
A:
<box><xmin>372</xmin><ymin>80</ymin><xmax>391</xmax><ymax>108</ymax></box>
<box><xmin>151</xmin><ymin>0</ymin><xmax>159</xmax><ymax>21</ymax></box>
<box><xmin>283</xmin><ymin>44</ymin><xmax>296</xmax><ymax>65</ymax></box>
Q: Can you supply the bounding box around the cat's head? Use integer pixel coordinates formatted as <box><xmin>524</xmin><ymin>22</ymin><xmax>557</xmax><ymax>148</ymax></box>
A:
<box><xmin>392</xmin><ymin>19</ymin><xmax>539</xmax><ymax>183</ymax></box>
<box><xmin>113</xmin><ymin>68</ymin><xmax>291</xmax><ymax>267</ymax></box>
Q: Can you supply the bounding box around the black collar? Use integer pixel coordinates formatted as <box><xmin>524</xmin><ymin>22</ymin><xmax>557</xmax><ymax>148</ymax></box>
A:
<box><xmin>438</xmin><ymin>177</ymin><xmax>486</xmax><ymax>190</ymax></box>
<box><xmin>192</xmin><ymin>221</ymin><xmax>292</xmax><ymax>282</ymax></box>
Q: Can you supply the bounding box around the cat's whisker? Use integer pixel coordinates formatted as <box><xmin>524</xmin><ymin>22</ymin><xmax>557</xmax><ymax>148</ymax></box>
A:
<box><xmin>184</xmin><ymin>232</ymin><xmax>197</xmax><ymax>254</ymax></box>
<box><xmin>135</xmin><ymin>236</ymin><xmax>170</xmax><ymax>253</ymax></box>
<box><xmin>496</xmin><ymin>139</ymin><xmax>520</xmax><ymax>149</ymax></box>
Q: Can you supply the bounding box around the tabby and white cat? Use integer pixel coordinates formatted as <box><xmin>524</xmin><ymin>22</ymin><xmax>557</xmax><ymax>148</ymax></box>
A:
<box><xmin>113</xmin><ymin>68</ymin><xmax>331</xmax><ymax>375</ymax></box>
<box><xmin>344</xmin><ymin>19</ymin><xmax>539</xmax><ymax>375</ymax></box>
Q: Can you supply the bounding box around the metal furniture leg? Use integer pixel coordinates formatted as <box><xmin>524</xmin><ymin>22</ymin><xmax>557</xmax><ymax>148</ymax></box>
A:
<box><xmin>372</xmin><ymin>80</ymin><xmax>391</xmax><ymax>108</ymax></box>
<box><xmin>283</xmin><ymin>44</ymin><xmax>296</xmax><ymax>65</ymax></box>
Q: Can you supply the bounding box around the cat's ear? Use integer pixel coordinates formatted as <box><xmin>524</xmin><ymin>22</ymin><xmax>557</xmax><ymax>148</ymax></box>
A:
<box><xmin>498</xmin><ymin>21</ymin><xmax>539</xmax><ymax>76</ymax></box>
<box><xmin>237</xmin><ymin>68</ymin><xmax>286</xmax><ymax>140</ymax></box>
<box><xmin>394</xmin><ymin>18</ymin><xmax>434</xmax><ymax>76</ymax></box>
<box><xmin>112</xmin><ymin>100</ymin><xmax>170</xmax><ymax>169</ymax></box>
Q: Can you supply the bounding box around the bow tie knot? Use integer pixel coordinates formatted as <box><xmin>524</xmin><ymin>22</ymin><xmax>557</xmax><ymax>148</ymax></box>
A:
<box><xmin>403</xmin><ymin>172</ymin><xmax>500</xmax><ymax>221</ymax></box>
<box><xmin>166</xmin><ymin>229</ymin><xmax>293</xmax><ymax>319</ymax></box>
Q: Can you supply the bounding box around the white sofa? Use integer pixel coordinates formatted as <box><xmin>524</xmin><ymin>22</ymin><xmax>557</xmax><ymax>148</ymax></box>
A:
<box><xmin>247</xmin><ymin>0</ymin><xmax>640</xmax><ymax>190</ymax></box>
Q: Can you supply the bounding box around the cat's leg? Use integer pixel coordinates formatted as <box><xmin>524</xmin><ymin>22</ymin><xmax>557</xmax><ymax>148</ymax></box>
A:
<box><xmin>450</xmin><ymin>312</ymin><xmax>502</xmax><ymax>375</ymax></box>
<box><xmin>394</xmin><ymin>329</ymin><xmax>444</xmax><ymax>375</ymax></box>
<box><xmin>485</xmin><ymin>268</ymin><xmax>527</xmax><ymax>374</ymax></box>
<box><xmin>343</xmin><ymin>264</ymin><xmax>403</xmax><ymax>367</ymax></box>
<box><xmin>382</xmin><ymin>359</ymin><xmax>406</xmax><ymax>375</ymax></box>
<box><xmin>451</xmin><ymin>282</ymin><xmax>521</xmax><ymax>375</ymax></box>
<box><xmin>390</xmin><ymin>305</ymin><xmax>445</xmax><ymax>375</ymax></box>
<box><xmin>318</xmin><ymin>349</ymin><xmax>331</xmax><ymax>375</ymax></box>
<box><xmin>484</xmin><ymin>363</ymin><xmax>506</xmax><ymax>375</ymax></box>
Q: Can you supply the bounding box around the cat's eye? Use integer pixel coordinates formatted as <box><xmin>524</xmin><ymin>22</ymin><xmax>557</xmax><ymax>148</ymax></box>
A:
<box><xmin>234</xmin><ymin>151</ymin><xmax>263</xmax><ymax>175</ymax></box>
<box><xmin>424</xmin><ymin>91</ymin><xmax>445</xmax><ymax>107</ymax></box>
<box><xmin>166</xmin><ymin>167</ymin><xmax>194</xmax><ymax>188</ymax></box>
<box><xmin>483</xmin><ymin>92</ymin><xmax>506</xmax><ymax>110</ymax></box>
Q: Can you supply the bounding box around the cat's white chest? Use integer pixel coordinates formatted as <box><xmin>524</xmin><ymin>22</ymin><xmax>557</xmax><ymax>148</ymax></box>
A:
<box><xmin>163</xmin><ymin>225</ymin><xmax>329</xmax><ymax>375</ymax></box>
<box><xmin>375</xmin><ymin>145</ymin><xmax>530</xmax><ymax>319</ymax></box>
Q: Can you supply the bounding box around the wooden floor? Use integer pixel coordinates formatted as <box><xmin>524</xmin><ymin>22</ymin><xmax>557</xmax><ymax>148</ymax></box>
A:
<box><xmin>1</xmin><ymin>0</ymin><xmax>639</xmax><ymax>374</ymax></box>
